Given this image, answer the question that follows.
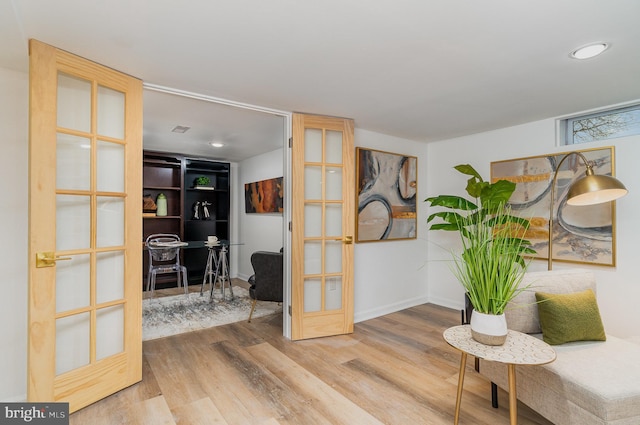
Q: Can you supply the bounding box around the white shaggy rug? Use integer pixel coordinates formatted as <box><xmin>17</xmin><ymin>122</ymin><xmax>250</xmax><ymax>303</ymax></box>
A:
<box><xmin>142</xmin><ymin>286</ymin><xmax>282</xmax><ymax>340</ymax></box>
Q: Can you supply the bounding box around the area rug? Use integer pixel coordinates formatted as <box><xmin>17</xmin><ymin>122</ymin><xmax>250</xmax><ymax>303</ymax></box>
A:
<box><xmin>142</xmin><ymin>286</ymin><xmax>282</xmax><ymax>340</ymax></box>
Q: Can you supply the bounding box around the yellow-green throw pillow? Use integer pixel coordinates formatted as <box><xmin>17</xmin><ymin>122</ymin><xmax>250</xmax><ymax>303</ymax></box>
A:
<box><xmin>535</xmin><ymin>289</ymin><xmax>606</xmax><ymax>345</ymax></box>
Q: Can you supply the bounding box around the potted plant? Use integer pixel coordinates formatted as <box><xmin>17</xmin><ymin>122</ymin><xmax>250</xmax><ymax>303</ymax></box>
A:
<box><xmin>425</xmin><ymin>164</ymin><xmax>535</xmax><ymax>345</ymax></box>
<box><xmin>194</xmin><ymin>176</ymin><xmax>211</xmax><ymax>188</ymax></box>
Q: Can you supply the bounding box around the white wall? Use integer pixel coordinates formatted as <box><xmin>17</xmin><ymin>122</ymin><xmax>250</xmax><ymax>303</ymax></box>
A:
<box><xmin>237</xmin><ymin>149</ymin><xmax>284</xmax><ymax>280</ymax></box>
<box><xmin>426</xmin><ymin>115</ymin><xmax>640</xmax><ymax>338</ymax></box>
<box><xmin>353</xmin><ymin>129</ymin><xmax>430</xmax><ymax>322</ymax></box>
<box><xmin>0</xmin><ymin>66</ymin><xmax>29</xmax><ymax>401</ymax></box>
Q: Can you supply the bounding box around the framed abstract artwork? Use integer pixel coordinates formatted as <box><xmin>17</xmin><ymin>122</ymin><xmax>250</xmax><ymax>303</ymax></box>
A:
<box><xmin>356</xmin><ymin>148</ymin><xmax>417</xmax><ymax>242</ymax></box>
<box><xmin>490</xmin><ymin>146</ymin><xmax>617</xmax><ymax>266</ymax></box>
<box><xmin>244</xmin><ymin>176</ymin><xmax>283</xmax><ymax>213</ymax></box>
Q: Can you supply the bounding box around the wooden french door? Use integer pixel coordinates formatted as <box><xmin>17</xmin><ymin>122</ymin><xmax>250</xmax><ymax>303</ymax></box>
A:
<box><xmin>28</xmin><ymin>40</ymin><xmax>143</xmax><ymax>412</ymax></box>
<box><xmin>291</xmin><ymin>114</ymin><xmax>355</xmax><ymax>340</ymax></box>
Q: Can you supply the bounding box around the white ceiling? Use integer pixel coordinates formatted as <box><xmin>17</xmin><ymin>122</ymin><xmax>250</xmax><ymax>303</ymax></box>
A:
<box><xmin>3</xmin><ymin>0</ymin><xmax>640</xmax><ymax>161</ymax></box>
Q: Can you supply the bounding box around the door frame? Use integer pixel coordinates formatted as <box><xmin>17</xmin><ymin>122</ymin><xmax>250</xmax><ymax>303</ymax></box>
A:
<box><xmin>142</xmin><ymin>84</ymin><xmax>294</xmax><ymax>338</ymax></box>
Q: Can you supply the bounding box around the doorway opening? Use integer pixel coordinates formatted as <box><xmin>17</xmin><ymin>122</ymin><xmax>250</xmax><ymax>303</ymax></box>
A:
<box><xmin>142</xmin><ymin>84</ymin><xmax>292</xmax><ymax>337</ymax></box>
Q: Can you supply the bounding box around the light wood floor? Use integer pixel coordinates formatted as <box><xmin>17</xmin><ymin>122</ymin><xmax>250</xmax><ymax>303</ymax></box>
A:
<box><xmin>70</xmin><ymin>303</ymin><xmax>553</xmax><ymax>425</ymax></box>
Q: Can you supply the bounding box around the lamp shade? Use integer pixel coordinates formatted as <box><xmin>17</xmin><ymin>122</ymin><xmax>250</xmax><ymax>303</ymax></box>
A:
<box><xmin>566</xmin><ymin>174</ymin><xmax>628</xmax><ymax>206</ymax></box>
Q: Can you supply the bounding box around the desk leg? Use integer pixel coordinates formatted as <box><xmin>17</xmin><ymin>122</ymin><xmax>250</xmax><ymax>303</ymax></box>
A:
<box><xmin>507</xmin><ymin>364</ymin><xmax>517</xmax><ymax>425</ymax></box>
<box><xmin>201</xmin><ymin>249</ymin><xmax>217</xmax><ymax>299</ymax></box>
<box><xmin>454</xmin><ymin>352</ymin><xmax>467</xmax><ymax>425</ymax></box>
<box><xmin>200</xmin><ymin>249</ymin><xmax>212</xmax><ymax>296</ymax></box>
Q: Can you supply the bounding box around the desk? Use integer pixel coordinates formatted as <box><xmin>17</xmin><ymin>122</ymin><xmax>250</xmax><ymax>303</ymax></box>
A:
<box><xmin>443</xmin><ymin>325</ymin><xmax>555</xmax><ymax>425</ymax></box>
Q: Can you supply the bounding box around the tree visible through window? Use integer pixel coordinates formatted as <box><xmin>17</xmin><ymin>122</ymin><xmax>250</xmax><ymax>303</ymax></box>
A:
<box><xmin>564</xmin><ymin>104</ymin><xmax>640</xmax><ymax>144</ymax></box>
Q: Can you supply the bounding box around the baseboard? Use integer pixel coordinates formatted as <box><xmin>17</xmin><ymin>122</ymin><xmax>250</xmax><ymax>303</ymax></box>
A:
<box><xmin>354</xmin><ymin>296</ymin><xmax>430</xmax><ymax>323</ymax></box>
<box><xmin>427</xmin><ymin>295</ymin><xmax>464</xmax><ymax>312</ymax></box>
<box><xmin>236</xmin><ymin>272</ymin><xmax>251</xmax><ymax>282</ymax></box>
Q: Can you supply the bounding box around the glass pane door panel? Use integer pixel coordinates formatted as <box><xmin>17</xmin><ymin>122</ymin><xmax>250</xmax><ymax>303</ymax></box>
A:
<box><xmin>56</xmin><ymin>133</ymin><xmax>90</xmax><ymax>191</ymax></box>
<box><xmin>325</xmin><ymin>277</ymin><xmax>342</xmax><ymax>311</ymax></box>
<box><xmin>97</xmin><ymin>141</ymin><xmax>125</xmax><ymax>193</ymax></box>
<box><xmin>56</xmin><ymin>312</ymin><xmax>90</xmax><ymax>375</ymax></box>
<box><xmin>97</xmin><ymin>86</ymin><xmax>125</xmax><ymax>139</ymax></box>
<box><xmin>97</xmin><ymin>197</ymin><xmax>124</xmax><ymax>247</ymax></box>
<box><xmin>96</xmin><ymin>305</ymin><xmax>124</xmax><ymax>360</ymax></box>
<box><xmin>303</xmin><ymin>279</ymin><xmax>322</xmax><ymax>313</ymax></box>
<box><xmin>304</xmin><ymin>166</ymin><xmax>322</xmax><ymax>200</ymax></box>
<box><xmin>57</xmin><ymin>73</ymin><xmax>91</xmax><ymax>133</ymax></box>
<box><xmin>325</xmin><ymin>167</ymin><xmax>342</xmax><ymax>200</ymax></box>
<box><xmin>304</xmin><ymin>129</ymin><xmax>322</xmax><ymax>162</ymax></box>
<box><xmin>56</xmin><ymin>254</ymin><xmax>90</xmax><ymax>313</ymax></box>
<box><xmin>325</xmin><ymin>241</ymin><xmax>343</xmax><ymax>274</ymax></box>
<box><xmin>304</xmin><ymin>241</ymin><xmax>322</xmax><ymax>275</ymax></box>
<box><xmin>325</xmin><ymin>130</ymin><xmax>343</xmax><ymax>164</ymax></box>
<box><xmin>325</xmin><ymin>204</ymin><xmax>342</xmax><ymax>237</ymax></box>
<box><xmin>96</xmin><ymin>251</ymin><xmax>124</xmax><ymax>303</ymax></box>
<box><xmin>56</xmin><ymin>195</ymin><xmax>91</xmax><ymax>251</ymax></box>
<box><xmin>304</xmin><ymin>204</ymin><xmax>322</xmax><ymax>237</ymax></box>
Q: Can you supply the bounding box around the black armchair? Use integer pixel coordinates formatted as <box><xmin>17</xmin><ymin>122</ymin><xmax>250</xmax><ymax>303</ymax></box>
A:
<box><xmin>247</xmin><ymin>250</ymin><xmax>283</xmax><ymax>322</ymax></box>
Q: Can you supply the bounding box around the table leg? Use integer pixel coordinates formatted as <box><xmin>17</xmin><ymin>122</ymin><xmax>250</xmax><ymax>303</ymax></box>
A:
<box><xmin>200</xmin><ymin>248</ymin><xmax>213</xmax><ymax>296</ymax></box>
<box><xmin>201</xmin><ymin>248</ymin><xmax>218</xmax><ymax>299</ymax></box>
<box><xmin>507</xmin><ymin>363</ymin><xmax>517</xmax><ymax>425</ymax></box>
<box><xmin>215</xmin><ymin>246</ymin><xmax>233</xmax><ymax>299</ymax></box>
<box><xmin>454</xmin><ymin>352</ymin><xmax>467</xmax><ymax>425</ymax></box>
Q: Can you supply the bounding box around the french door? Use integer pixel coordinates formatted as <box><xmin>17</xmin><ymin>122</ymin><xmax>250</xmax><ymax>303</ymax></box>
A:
<box><xmin>28</xmin><ymin>40</ymin><xmax>143</xmax><ymax>412</ymax></box>
<box><xmin>291</xmin><ymin>114</ymin><xmax>355</xmax><ymax>340</ymax></box>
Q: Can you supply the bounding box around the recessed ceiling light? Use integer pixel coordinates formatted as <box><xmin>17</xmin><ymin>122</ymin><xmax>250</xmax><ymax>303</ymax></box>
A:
<box><xmin>570</xmin><ymin>43</ymin><xmax>609</xmax><ymax>60</ymax></box>
<box><xmin>210</xmin><ymin>142</ymin><xmax>224</xmax><ymax>148</ymax></box>
<box><xmin>171</xmin><ymin>125</ymin><xmax>190</xmax><ymax>133</ymax></box>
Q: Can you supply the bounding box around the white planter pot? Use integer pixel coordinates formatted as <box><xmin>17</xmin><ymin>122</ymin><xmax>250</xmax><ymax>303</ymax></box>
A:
<box><xmin>470</xmin><ymin>311</ymin><xmax>508</xmax><ymax>346</ymax></box>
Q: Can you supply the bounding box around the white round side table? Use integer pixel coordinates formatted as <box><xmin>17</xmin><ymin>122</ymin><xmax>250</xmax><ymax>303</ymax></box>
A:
<box><xmin>443</xmin><ymin>325</ymin><xmax>556</xmax><ymax>425</ymax></box>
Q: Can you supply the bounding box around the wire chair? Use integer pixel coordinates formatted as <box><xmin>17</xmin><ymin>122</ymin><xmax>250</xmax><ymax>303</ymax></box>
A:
<box><xmin>145</xmin><ymin>233</ymin><xmax>188</xmax><ymax>297</ymax></box>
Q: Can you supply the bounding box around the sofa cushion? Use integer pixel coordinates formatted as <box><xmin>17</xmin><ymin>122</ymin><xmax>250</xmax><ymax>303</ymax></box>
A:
<box><xmin>505</xmin><ymin>269</ymin><xmax>596</xmax><ymax>334</ymax></box>
<box><xmin>536</xmin><ymin>289</ymin><xmax>606</xmax><ymax>345</ymax></box>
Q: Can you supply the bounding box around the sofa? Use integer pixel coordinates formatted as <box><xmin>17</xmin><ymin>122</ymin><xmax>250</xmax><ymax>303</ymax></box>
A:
<box><xmin>477</xmin><ymin>269</ymin><xmax>640</xmax><ymax>425</ymax></box>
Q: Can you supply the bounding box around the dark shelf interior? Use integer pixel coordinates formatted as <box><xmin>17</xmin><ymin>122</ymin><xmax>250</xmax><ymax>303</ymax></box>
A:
<box><xmin>142</xmin><ymin>151</ymin><xmax>230</xmax><ymax>290</ymax></box>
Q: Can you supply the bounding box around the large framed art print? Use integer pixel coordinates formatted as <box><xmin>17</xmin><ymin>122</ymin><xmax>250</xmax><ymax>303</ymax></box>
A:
<box><xmin>356</xmin><ymin>148</ymin><xmax>417</xmax><ymax>242</ymax></box>
<box><xmin>490</xmin><ymin>146</ymin><xmax>617</xmax><ymax>267</ymax></box>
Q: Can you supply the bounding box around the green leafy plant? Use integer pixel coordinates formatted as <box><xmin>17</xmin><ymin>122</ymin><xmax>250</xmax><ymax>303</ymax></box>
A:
<box><xmin>425</xmin><ymin>164</ymin><xmax>536</xmax><ymax>314</ymax></box>
<box><xmin>195</xmin><ymin>176</ymin><xmax>211</xmax><ymax>187</ymax></box>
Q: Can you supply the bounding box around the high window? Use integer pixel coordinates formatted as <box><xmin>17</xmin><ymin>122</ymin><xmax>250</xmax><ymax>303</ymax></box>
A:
<box><xmin>562</xmin><ymin>104</ymin><xmax>640</xmax><ymax>145</ymax></box>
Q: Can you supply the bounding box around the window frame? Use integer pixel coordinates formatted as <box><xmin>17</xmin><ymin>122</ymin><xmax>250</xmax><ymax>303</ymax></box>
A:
<box><xmin>561</xmin><ymin>103</ymin><xmax>640</xmax><ymax>145</ymax></box>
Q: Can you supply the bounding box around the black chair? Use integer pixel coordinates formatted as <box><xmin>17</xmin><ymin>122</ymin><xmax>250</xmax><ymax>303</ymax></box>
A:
<box><xmin>247</xmin><ymin>250</ymin><xmax>283</xmax><ymax>322</ymax></box>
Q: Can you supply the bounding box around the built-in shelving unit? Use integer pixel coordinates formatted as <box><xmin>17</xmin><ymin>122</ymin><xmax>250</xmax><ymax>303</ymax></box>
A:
<box><xmin>142</xmin><ymin>151</ymin><xmax>231</xmax><ymax>288</ymax></box>
<box><xmin>183</xmin><ymin>158</ymin><xmax>231</xmax><ymax>284</ymax></box>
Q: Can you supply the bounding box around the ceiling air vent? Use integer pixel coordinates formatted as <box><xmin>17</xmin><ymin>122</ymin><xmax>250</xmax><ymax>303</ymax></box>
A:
<box><xmin>171</xmin><ymin>125</ymin><xmax>190</xmax><ymax>133</ymax></box>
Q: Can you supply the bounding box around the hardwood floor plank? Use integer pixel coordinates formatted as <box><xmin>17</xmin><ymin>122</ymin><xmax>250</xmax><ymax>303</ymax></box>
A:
<box><xmin>246</xmin><ymin>342</ymin><xmax>385</xmax><ymax>425</ymax></box>
<box><xmin>144</xmin><ymin>336</ymin><xmax>210</xmax><ymax>410</ymax></box>
<box><xmin>171</xmin><ymin>397</ymin><xmax>228</xmax><ymax>425</ymax></box>
<box><xmin>207</xmin><ymin>340</ymin><xmax>335</xmax><ymax>425</ymax></box>
<box><xmin>70</xmin><ymin>303</ymin><xmax>553</xmax><ymax>425</ymax></box>
<box><xmin>129</xmin><ymin>395</ymin><xmax>176</xmax><ymax>425</ymax></box>
<box><xmin>186</xmin><ymin>347</ymin><xmax>265</xmax><ymax>425</ymax></box>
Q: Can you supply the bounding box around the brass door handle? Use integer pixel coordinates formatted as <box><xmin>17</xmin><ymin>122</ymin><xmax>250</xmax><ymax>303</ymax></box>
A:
<box><xmin>36</xmin><ymin>252</ymin><xmax>72</xmax><ymax>268</ymax></box>
<box><xmin>330</xmin><ymin>236</ymin><xmax>353</xmax><ymax>244</ymax></box>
